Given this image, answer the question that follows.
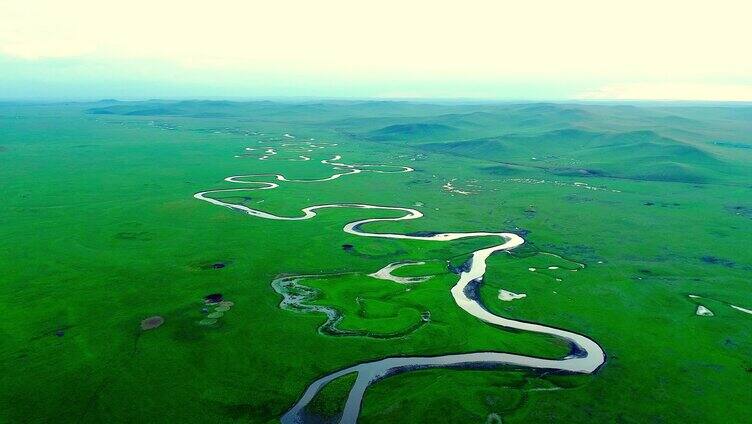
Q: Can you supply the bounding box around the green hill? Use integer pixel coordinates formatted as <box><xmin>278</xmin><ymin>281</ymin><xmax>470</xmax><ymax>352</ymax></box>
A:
<box><xmin>365</xmin><ymin>123</ymin><xmax>460</xmax><ymax>141</ymax></box>
<box><xmin>422</xmin><ymin>128</ymin><xmax>726</xmax><ymax>183</ymax></box>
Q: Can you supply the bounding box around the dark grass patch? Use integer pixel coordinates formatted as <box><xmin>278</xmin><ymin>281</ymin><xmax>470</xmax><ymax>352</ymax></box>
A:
<box><xmin>463</xmin><ymin>278</ymin><xmax>482</xmax><ymax>301</ymax></box>
<box><xmin>564</xmin><ymin>194</ymin><xmax>593</xmax><ymax>203</ymax></box>
<box><xmin>223</xmin><ymin>195</ymin><xmax>254</xmax><ymax>205</ymax></box>
<box><xmin>700</xmin><ymin>256</ymin><xmax>735</xmax><ymax>268</ymax></box>
<box><xmin>407</xmin><ymin>179</ymin><xmax>433</xmax><ymax>185</ymax></box>
<box><xmin>195</xmin><ymin>260</ymin><xmax>232</xmax><ymax>270</ymax></box>
<box><xmin>550</xmin><ymin>168</ymin><xmax>607</xmax><ymax>177</ymax></box>
<box><xmin>726</xmin><ymin>205</ymin><xmax>752</xmax><ymax>219</ymax></box>
<box><xmin>644</xmin><ymin>201</ymin><xmax>680</xmax><ymax>207</ymax></box>
<box><xmin>51</xmin><ymin>325</ymin><xmax>73</xmax><ymax>338</ymax></box>
<box><xmin>523</xmin><ymin>205</ymin><xmax>537</xmax><ymax>218</ymax></box>
<box><xmin>480</xmin><ymin>164</ymin><xmax>525</xmax><ymax>176</ymax></box>
<box><xmin>510</xmin><ymin>228</ymin><xmax>531</xmax><ymax>237</ymax></box>
<box><xmin>448</xmin><ymin>258</ymin><xmax>473</xmax><ymax>275</ymax></box>
<box><xmin>114</xmin><ymin>231</ymin><xmax>152</xmax><ymax>241</ymax></box>
<box><xmin>502</xmin><ymin>219</ymin><xmax>532</xmax><ymax>238</ymax></box>
<box><xmin>538</xmin><ymin>243</ymin><xmax>599</xmax><ymax>263</ymax></box>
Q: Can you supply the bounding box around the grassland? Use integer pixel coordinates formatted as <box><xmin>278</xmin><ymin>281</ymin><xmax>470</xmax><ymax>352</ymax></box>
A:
<box><xmin>0</xmin><ymin>100</ymin><xmax>750</xmax><ymax>423</ymax></box>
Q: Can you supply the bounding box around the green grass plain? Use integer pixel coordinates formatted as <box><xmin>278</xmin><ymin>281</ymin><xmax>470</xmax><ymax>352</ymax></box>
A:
<box><xmin>0</xmin><ymin>100</ymin><xmax>750</xmax><ymax>422</ymax></box>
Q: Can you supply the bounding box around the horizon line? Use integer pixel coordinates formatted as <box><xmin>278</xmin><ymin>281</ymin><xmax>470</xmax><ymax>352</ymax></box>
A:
<box><xmin>2</xmin><ymin>96</ymin><xmax>752</xmax><ymax>106</ymax></box>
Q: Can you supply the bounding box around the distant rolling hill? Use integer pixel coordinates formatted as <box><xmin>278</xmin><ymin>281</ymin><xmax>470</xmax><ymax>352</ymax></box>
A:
<box><xmin>420</xmin><ymin>128</ymin><xmax>728</xmax><ymax>183</ymax></box>
<box><xmin>87</xmin><ymin>100</ymin><xmax>240</xmax><ymax>118</ymax></box>
<box><xmin>364</xmin><ymin>123</ymin><xmax>460</xmax><ymax>141</ymax></box>
<box><xmin>82</xmin><ymin>99</ymin><xmax>752</xmax><ymax>184</ymax></box>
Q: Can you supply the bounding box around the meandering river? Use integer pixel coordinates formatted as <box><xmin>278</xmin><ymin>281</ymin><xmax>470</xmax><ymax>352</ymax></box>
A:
<box><xmin>195</xmin><ymin>144</ymin><xmax>605</xmax><ymax>423</ymax></box>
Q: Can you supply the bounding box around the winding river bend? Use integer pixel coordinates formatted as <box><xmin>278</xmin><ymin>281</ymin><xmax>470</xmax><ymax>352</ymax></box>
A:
<box><xmin>195</xmin><ymin>146</ymin><xmax>605</xmax><ymax>423</ymax></box>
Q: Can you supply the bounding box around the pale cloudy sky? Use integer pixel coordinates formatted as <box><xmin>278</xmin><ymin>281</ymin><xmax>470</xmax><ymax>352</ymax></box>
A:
<box><xmin>1</xmin><ymin>0</ymin><xmax>750</xmax><ymax>100</ymax></box>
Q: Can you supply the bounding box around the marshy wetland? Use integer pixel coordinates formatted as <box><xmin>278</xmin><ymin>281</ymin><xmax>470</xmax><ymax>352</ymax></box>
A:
<box><xmin>1</xmin><ymin>100</ymin><xmax>751</xmax><ymax>423</ymax></box>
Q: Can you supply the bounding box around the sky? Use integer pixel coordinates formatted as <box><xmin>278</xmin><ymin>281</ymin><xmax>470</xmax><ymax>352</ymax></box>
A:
<box><xmin>1</xmin><ymin>0</ymin><xmax>751</xmax><ymax>101</ymax></box>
